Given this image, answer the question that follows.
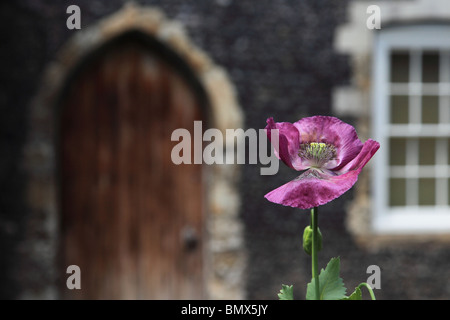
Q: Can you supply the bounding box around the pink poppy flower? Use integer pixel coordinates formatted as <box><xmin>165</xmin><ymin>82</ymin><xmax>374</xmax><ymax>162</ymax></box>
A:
<box><xmin>265</xmin><ymin>116</ymin><xmax>380</xmax><ymax>209</ymax></box>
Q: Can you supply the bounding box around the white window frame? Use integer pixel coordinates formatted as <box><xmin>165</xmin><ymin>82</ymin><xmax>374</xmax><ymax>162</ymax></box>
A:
<box><xmin>372</xmin><ymin>24</ymin><xmax>450</xmax><ymax>234</ymax></box>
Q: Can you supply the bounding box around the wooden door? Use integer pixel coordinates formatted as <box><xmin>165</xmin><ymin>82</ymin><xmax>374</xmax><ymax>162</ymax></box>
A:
<box><xmin>59</xmin><ymin>36</ymin><xmax>205</xmax><ymax>299</ymax></box>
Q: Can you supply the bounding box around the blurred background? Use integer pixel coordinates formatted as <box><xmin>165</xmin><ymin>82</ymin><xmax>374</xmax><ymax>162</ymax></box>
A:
<box><xmin>1</xmin><ymin>0</ymin><xmax>450</xmax><ymax>300</ymax></box>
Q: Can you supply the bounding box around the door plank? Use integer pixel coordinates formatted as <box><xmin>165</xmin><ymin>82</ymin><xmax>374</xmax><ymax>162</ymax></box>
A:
<box><xmin>60</xmin><ymin>42</ymin><xmax>204</xmax><ymax>299</ymax></box>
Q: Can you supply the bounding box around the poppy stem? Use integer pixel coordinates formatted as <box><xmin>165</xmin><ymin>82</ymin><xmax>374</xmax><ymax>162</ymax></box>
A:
<box><xmin>357</xmin><ymin>282</ymin><xmax>376</xmax><ymax>300</ymax></box>
<box><xmin>310</xmin><ymin>206</ymin><xmax>320</xmax><ymax>300</ymax></box>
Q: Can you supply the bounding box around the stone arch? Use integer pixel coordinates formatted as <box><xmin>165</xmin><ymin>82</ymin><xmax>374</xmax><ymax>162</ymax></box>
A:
<box><xmin>23</xmin><ymin>3</ymin><xmax>245</xmax><ymax>299</ymax></box>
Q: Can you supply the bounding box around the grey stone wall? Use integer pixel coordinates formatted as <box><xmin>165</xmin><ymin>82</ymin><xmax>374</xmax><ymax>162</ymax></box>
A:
<box><xmin>2</xmin><ymin>0</ymin><xmax>450</xmax><ymax>300</ymax></box>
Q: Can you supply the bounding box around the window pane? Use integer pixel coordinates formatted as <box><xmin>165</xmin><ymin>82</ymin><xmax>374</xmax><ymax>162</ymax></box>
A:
<box><xmin>436</xmin><ymin>138</ymin><xmax>447</xmax><ymax>165</ymax></box>
<box><xmin>419</xmin><ymin>138</ymin><xmax>436</xmax><ymax>165</ymax></box>
<box><xmin>390</xmin><ymin>138</ymin><xmax>407</xmax><ymax>166</ymax></box>
<box><xmin>390</xmin><ymin>95</ymin><xmax>409</xmax><ymax>124</ymax></box>
<box><xmin>422</xmin><ymin>51</ymin><xmax>440</xmax><ymax>83</ymax></box>
<box><xmin>447</xmin><ymin>138</ymin><xmax>450</xmax><ymax>165</ymax></box>
<box><xmin>391</xmin><ymin>51</ymin><xmax>410</xmax><ymax>83</ymax></box>
<box><xmin>389</xmin><ymin>178</ymin><xmax>406</xmax><ymax>207</ymax></box>
<box><xmin>448</xmin><ymin>178</ymin><xmax>450</xmax><ymax>206</ymax></box>
<box><xmin>422</xmin><ymin>96</ymin><xmax>439</xmax><ymax>124</ymax></box>
<box><xmin>419</xmin><ymin>178</ymin><xmax>435</xmax><ymax>206</ymax></box>
<box><xmin>442</xmin><ymin>96</ymin><xmax>450</xmax><ymax>124</ymax></box>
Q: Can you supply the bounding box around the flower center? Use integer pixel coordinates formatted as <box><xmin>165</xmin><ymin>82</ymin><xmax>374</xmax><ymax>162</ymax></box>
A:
<box><xmin>298</xmin><ymin>142</ymin><xmax>336</xmax><ymax>168</ymax></box>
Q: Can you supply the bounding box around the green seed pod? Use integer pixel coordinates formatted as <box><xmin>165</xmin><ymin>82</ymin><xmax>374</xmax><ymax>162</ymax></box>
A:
<box><xmin>302</xmin><ymin>226</ymin><xmax>322</xmax><ymax>255</ymax></box>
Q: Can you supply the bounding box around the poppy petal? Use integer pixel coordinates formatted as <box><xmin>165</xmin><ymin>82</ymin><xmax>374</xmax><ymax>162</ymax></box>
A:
<box><xmin>264</xmin><ymin>168</ymin><xmax>360</xmax><ymax>209</ymax></box>
<box><xmin>264</xmin><ymin>140</ymin><xmax>379</xmax><ymax>209</ymax></box>
<box><xmin>292</xmin><ymin>116</ymin><xmax>363</xmax><ymax>170</ymax></box>
<box><xmin>266</xmin><ymin>117</ymin><xmax>308</xmax><ymax>170</ymax></box>
<box><xmin>337</xmin><ymin>139</ymin><xmax>380</xmax><ymax>174</ymax></box>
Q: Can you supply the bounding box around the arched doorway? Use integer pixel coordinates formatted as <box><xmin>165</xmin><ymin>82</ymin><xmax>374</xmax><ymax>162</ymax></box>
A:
<box><xmin>23</xmin><ymin>4</ymin><xmax>245</xmax><ymax>300</ymax></box>
<box><xmin>58</xmin><ymin>31</ymin><xmax>207</xmax><ymax>299</ymax></box>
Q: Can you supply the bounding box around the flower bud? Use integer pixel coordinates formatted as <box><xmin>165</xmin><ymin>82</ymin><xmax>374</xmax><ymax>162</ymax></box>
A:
<box><xmin>302</xmin><ymin>225</ymin><xmax>322</xmax><ymax>255</ymax></box>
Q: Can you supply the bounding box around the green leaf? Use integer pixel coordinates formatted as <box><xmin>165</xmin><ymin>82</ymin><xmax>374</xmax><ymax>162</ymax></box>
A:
<box><xmin>278</xmin><ymin>284</ymin><xmax>294</xmax><ymax>300</ymax></box>
<box><xmin>342</xmin><ymin>287</ymin><xmax>362</xmax><ymax>300</ymax></box>
<box><xmin>306</xmin><ymin>257</ymin><xmax>347</xmax><ymax>300</ymax></box>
